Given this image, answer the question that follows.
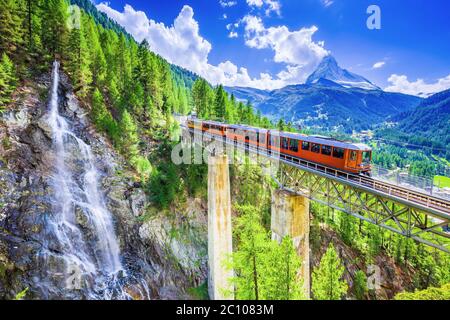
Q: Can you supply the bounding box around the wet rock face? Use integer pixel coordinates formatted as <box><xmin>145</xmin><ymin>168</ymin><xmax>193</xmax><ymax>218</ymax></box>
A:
<box><xmin>0</xmin><ymin>72</ymin><xmax>207</xmax><ymax>300</ymax></box>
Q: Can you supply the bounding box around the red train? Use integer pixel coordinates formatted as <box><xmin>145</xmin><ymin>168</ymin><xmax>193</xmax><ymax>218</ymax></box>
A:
<box><xmin>187</xmin><ymin>119</ymin><xmax>372</xmax><ymax>175</ymax></box>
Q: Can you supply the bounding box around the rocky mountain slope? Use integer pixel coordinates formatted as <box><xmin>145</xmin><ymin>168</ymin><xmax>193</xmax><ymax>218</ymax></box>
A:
<box><xmin>0</xmin><ymin>71</ymin><xmax>207</xmax><ymax>300</ymax></box>
<box><xmin>306</xmin><ymin>55</ymin><xmax>379</xmax><ymax>90</ymax></box>
<box><xmin>226</xmin><ymin>56</ymin><xmax>421</xmax><ymax>132</ymax></box>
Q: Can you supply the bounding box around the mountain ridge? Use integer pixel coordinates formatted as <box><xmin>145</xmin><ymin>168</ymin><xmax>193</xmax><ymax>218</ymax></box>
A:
<box><xmin>226</xmin><ymin>56</ymin><xmax>422</xmax><ymax>132</ymax></box>
<box><xmin>306</xmin><ymin>55</ymin><xmax>379</xmax><ymax>90</ymax></box>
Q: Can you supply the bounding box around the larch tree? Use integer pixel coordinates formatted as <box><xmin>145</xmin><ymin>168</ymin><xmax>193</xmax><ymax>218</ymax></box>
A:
<box><xmin>119</xmin><ymin>110</ymin><xmax>140</xmax><ymax>161</ymax></box>
<box><xmin>213</xmin><ymin>84</ymin><xmax>227</xmax><ymax>120</ymax></box>
<box><xmin>266</xmin><ymin>236</ymin><xmax>305</xmax><ymax>300</ymax></box>
<box><xmin>0</xmin><ymin>53</ymin><xmax>17</xmax><ymax>109</ymax></box>
<box><xmin>0</xmin><ymin>0</ymin><xmax>24</xmax><ymax>56</ymax></box>
<box><xmin>312</xmin><ymin>243</ymin><xmax>348</xmax><ymax>300</ymax></box>
<box><xmin>230</xmin><ymin>205</ymin><xmax>270</xmax><ymax>300</ymax></box>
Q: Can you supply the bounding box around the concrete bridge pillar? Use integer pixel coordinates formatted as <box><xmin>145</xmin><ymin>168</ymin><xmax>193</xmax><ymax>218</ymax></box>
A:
<box><xmin>208</xmin><ymin>154</ymin><xmax>234</xmax><ymax>300</ymax></box>
<box><xmin>271</xmin><ymin>189</ymin><xmax>310</xmax><ymax>298</ymax></box>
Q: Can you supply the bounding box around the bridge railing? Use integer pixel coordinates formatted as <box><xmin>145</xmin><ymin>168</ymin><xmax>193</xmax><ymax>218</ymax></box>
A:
<box><xmin>371</xmin><ymin>164</ymin><xmax>450</xmax><ymax>200</ymax></box>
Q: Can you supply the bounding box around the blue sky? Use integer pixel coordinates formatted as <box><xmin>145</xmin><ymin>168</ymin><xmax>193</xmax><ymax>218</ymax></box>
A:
<box><xmin>94</xmin><ymin>0</ymin><xmax>450</xmax><ymax>96</ymax></box>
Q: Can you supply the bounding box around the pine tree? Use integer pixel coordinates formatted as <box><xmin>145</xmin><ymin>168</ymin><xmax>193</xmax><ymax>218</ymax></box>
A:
<box><xmin>0</xmin><ymin>0</ymin><xmax>24</xmax><ymax>56</ymax></box>
<box><xmin>312</xmin><ymin>243</ymin><xmax>348</xmax><ymax>300</ymax></box>
<box><xmin>41</xmin><ymin>0</ymin><xmax>69</xmax><ymax>58</ymax></box>
<box><xmin>266</xmin><ymin>237</ymin><xmax>305</xmax><ymax>300</ymax></box>
<box><xmin>0</xmin><ymin>53</ymin><xmax>17</xmax><ymax>109</ymax></box>
<box><xmin>230</xmin><ymin>205</ymin><xmax>270</xmax><ymax>300</ymax></box>
<box><xmin>119</xmin><ymin>110</ymin><xmax>139</xmax><ymax>160</ymax></box>
<box><xmin>192</xmin><ymin>78</ymin><xmax>213</xmax><ymax>118</ymax></box>
<box><xmin>353</xmin><ymin>270</ymin><xmax>368</xmax><ymax>300</ymax></box>
<box><xmin>91</xmin><ymin>87</ymin><xmax>115</xmax><ymax>136</ymax></box>
<box><xmin>214</xmin><ymin>84</ymin><xmax>227</xmax><ymax>120</ymax></box>
<box><xmin>66</xmin><ymin>7</ymin><xmax>91</xmax><ymax>96</ymax></box>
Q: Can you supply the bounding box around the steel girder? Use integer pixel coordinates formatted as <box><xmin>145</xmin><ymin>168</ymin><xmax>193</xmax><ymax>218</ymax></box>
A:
<box><xmin>278</xmin><ymin>162</ymin><xmax>450</xmax><ymax>253</ymax></box>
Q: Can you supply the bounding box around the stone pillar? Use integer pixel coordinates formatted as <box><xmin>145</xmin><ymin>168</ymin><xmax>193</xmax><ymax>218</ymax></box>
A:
<box><xmin>208</xmin><ymin>154</ymin><xmax>234</xmax><ymax>300</ymax></box>
<box><xmin>271</xmin><ymin>189</ymin><xmax>310</xmax><ymax>298</ymax></box>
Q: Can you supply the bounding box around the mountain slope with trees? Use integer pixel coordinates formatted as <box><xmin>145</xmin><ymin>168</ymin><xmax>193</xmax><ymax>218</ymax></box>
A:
<box><xmin>376</xmin><ymin>89</ymin><xmax>450</xmax><ymax>160</ymax></box>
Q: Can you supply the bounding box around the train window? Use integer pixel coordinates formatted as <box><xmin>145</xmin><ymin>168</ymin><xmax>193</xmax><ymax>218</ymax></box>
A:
<box><xmin>302</xmin><ymin>141</ymin><xmax>310</xmax><ymax>151</ymax></box>
<box><xmin>260</xmin><ymin>133</ymin><xmax>266</xmax><ymax>143</ymax></box>
<box><xmin>270</xmin><ymin>136</ymin><xmax>279</xmax><ymax>147</ymax></box>
<box><xmin>332</xmin><ymin>147</ymin><xmax>345</xmax><ymax>159</ymax></box>
<box><xmin>362</xmin><ymin>151</ymin><xmax>371</xmax><ymax>164</ymax></box>
<box><xmin>350</xmin><ymin>151</ymin><xmax>357</xmax><ymax>161</ymax></box>
<box><xmin>282</xmin><ymin>137</ymin><xmax>289</xmax><ymax>149</ymax></box>
<box><xmin>321</xmin><ymin>145</ymin><xmax>332</xmax><ymax>156</ymax></box>
<box><xmin>311</xmin><ymin>143</ymin><xmax>320</xmax><ymax>153</ymax></box>
<box><xmin>289</xmin><ymin>139</ymin><xmax>299</xmax><ymax>152</ymax></box>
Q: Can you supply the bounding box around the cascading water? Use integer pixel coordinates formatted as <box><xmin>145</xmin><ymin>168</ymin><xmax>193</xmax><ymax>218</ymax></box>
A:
<box><xmin>41</xmin><ymin>61</ymin><xmax>138</xmax><ymax>299</ymax></box>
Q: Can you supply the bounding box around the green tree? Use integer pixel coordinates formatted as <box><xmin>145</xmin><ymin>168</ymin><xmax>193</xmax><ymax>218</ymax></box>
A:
<box><xmin>41</xmin><ymin>0</ymin><xmax>69</xmax><ymax>58</ymax></box>
<box><xmin>394</xmin><ymin>283</ymin><xmax>450</xmax><ymax>300</ymax></box>
<box><xmin>0</xmin><ymin>0</ymin><xmax>24</xmax><ymax>55</ymax></box>
<box><xmin>119</xmin><ymin>110</ymin><xmax>139</xmax><ymax>160</ymax></box>
<box><xmin>312</xmin><ymin>243</ymin><xmax>348</xmax><ymax>300</ymax></box>
<box><xmin>66</xmin><ymin>7</ymin><xmax>92</xmax><ymax>97</ymax></box>
<box><xmin>0</xmin><ymin>53</ymin><xmax>17</xmax><ymax>110</ymax></box>
<box><xmin>267</xmin><ymin>236</ymin><xmax>305</xmax><ymax>300</ymax></box>
<box><xmin>192</xmin><ymin>78</ymin><xmax>213</xmax><ymax>118</ymax></box>
<box><xmin>353</xmin><ymin>270</ymin><xmax>368</xmax><ymax>300</ymax></box>
<box><xmin>214</xmin><ymin>84</ymin><xmax>227</xmax><ymax>120</ymax></box>
<box><xmin>230</xmin><ymin>205</ymin><xmax>270</xmax><ymax>300</ymax></box>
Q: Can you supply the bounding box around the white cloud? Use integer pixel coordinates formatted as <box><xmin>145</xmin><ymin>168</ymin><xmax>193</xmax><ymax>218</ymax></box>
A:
<box><xmin>385</xmin><ymin>74</ymin><xmax>450</xmax><ymax>97</ymax></box>
<box><xmin>96</xmin><ymin>3</ymin><xmax>287</xmax><ymax>89</ymax></box>
<box><xmin>372</xmin><ymin>61</ymin><xmax>385</xmax><ymax>69</ymax></box>
<box><xmin>228</xmin><ymin>31</ymin><xmax>238</xmax><ymax>38</ymax></box>
<box><xmin>246</xmin><ymin>0</ymin><xmax>281</xmax><ymax>16</ymax></box>
<box><xmin>220</xmin><ymin>1</ymin><xmax>237</xmax><ymax>8</ymax></box>
<box><xmin>322</xmin><ymin>0</ymin><xmax>334</xmax><ymax>8</ymax></box>
<box><xmin>243</xmin><ymin>15</ymin><xmax>329</xmax><ymax>83</ymax></box>
<box><xmin>223</xmin><ymin>13</ymin><xmax>228</xmax><ymax>19</ymax></box>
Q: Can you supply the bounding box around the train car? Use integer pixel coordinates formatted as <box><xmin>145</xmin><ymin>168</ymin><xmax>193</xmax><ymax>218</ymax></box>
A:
<box><xmin>186</xmin><ymin>117</ymin><xmax>372</xmax><ymax>175</ymax></box>
<box><xmin>187</xmin><ymin>118</ymin><xmax>202</xmax><ymax>131</ymax></box>
<box><xmin>226</xmin><ymin>124</ymin><xmax>268</xmax><ymax>149</ymax></box>
<box><xmin>267</xmin><ymin>131</ymin><xmax>372</xmax><ymax>174</ymax></box>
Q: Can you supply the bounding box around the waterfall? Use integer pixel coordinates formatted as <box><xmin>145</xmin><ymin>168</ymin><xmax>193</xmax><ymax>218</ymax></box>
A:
<box><xmin>44</xmin><ymin>61</ymin><xmax>128</xmax><ymax>299</ymax></box>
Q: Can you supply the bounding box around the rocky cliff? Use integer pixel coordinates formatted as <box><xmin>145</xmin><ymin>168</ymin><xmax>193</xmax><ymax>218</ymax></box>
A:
<box><xmin>0</xmin><ymin>70</ymin><xmax>207</xmax><ymax>300</ymax></box>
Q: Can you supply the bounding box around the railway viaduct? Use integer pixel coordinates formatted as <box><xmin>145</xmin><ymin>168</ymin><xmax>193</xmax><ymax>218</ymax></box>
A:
<box><xmin>176</xmin><ymin>123</ymin><xmax>450</xmax><ymax>300</ymax></box>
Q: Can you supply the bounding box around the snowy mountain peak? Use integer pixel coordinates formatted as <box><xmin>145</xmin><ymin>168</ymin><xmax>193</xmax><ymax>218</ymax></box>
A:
<box><xmin>306</xmin><ymin>55</ymin><xmax>380</xmax><ymax>90</ymax></box>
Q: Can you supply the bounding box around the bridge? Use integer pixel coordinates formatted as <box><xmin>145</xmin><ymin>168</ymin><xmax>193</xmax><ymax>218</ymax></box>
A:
<box><xmin>176</xmin><ymin>122</ymin><xmax>450</xmax><ymax>300</ymax></box>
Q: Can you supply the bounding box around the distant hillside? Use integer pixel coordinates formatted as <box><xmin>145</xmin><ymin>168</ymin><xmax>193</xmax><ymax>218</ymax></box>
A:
<box><xmin>226</xmin><ymin>83</ymin><xmax>421</xmax><ymax>133</ymax></box>
<box><xmin>376</xmin><ymin>89</ymin><xmax>450</xmax><ymax>158</ymax></box>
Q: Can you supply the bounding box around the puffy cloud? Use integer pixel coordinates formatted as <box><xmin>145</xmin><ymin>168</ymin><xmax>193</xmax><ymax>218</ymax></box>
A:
<box><xmin>228</xmin><ymin>31</ymin><xmax>238</xmax><ymax>38</ymax></box>
<box><xmin>372</xmin><ymin>61</ymin><xmax>385</xmax><ymax>69</ymax></box>
<box><xmin>243</xmin><ymin>15</ymin><xmax>329</xmax><ymax>83</ymax></box>
<box><xmin>385</xmin><ymin>74</ymin><xmax>450</xmax><ymax>97</ymax></box>
<box><xmin>246</xmin><ymin>0</ymin><xmax>281</xmax><ymax>16</ymax></box>
<box><xmin>96</xmin><ymin>3</ymin><xmax>285</xmax><ymax>89</ymax></box>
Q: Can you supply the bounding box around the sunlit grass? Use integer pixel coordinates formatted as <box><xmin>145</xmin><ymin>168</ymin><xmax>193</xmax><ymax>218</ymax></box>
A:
<box><xmin>434</xmin><ymin>175</ymin><xmax>450</xmax><ymax>188</ymax></box>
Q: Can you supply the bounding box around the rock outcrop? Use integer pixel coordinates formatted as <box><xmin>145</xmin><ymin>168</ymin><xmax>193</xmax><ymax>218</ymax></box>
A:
<box><xmin>0</xmin><ymin>71</ymin><xmax>207</xmax><ymax>299</ymax></box>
